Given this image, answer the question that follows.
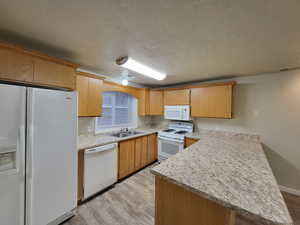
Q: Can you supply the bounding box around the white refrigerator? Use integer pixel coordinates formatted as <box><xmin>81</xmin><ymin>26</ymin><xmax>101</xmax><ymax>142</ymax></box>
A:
<box><xmin>0</xmin><ymin>83</ymin><xmax>77</xmax><ymax>225</ymax></box>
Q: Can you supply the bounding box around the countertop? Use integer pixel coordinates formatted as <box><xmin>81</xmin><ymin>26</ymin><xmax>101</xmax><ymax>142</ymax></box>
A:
<box><xmin>151</xmin><ymin>129</ymin><xmax>293</xmax><ymax>225</ymax></box>
<box><xmin>78</xmin><ymin>127</ymin><xmax>159</xmax><ymax>151</ymax></box>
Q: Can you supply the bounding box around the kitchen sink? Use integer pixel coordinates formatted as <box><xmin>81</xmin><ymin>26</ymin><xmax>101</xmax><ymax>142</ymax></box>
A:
<box><xmin>110</xmin><ymin>130</ymin><xmax>142</xmax><ymax>138</ymax></box>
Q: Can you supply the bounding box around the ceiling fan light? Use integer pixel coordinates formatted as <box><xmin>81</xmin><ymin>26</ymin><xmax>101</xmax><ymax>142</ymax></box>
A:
<box><xmin>121</xmin><ymin>79</ymin><xmax>128</xmax><ymax>86</ymax></box>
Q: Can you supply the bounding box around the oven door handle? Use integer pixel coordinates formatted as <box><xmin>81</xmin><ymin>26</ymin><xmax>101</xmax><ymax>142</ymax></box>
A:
<box><xmin>158</xmin><ymin>136</ymin><xmax>184</xmax><ymax>143</ymax></box>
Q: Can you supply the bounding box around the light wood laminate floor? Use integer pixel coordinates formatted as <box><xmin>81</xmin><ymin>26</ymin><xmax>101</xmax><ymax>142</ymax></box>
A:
<box><xmin>65</xmin><ymin>165</ymin><xmax>300</xmax><ymax>225</ymax></box>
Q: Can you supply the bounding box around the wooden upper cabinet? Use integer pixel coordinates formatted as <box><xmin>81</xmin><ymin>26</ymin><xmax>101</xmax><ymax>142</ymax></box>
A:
<box><xmin>0</xmin><ymin>42</ymin><xmax>78</xmax><ymax>89</ymax></box>
<box><xmin>0</xmin><ymin>47</ymin><xmax>34</xmax><ymax>82</ymax></box>
<box><xmin>77</xmin><ymin>150</ymin><xmax>85</xmax><ymax>202</ymax></box>
<box><xmin>164</xmin><ymin>89</ymin><xmax>190</xmax><ymax>105</ymax></box>
<box><xmin>191</xmin><ymin>84</ymin><xmax>233</xmax><ymax>118</ymax></box>
<box><xmin>87</xmin><ymin>78</ymin><xmax>103</xmax><ymax>116</ymax></box>
<box><xmin>138</xmin><ymin>88</ymin><xmax>164</xmax><ymax>116</ymax></box>
<box><xmin>76</xmin><ymin>74</ymin><xmax>103</xmax><ymax>117</ymax></box>
<box><xmin>34</xmin><ymin>58</ymin><xmax>76</xmax><ymax>89</ymax></box>
<box><xmin>149</xmin><ymin>90</ymin><xmax>164</xmax><ymax>115</ymax></box>
<box><xmin>77</xmin><ymin>75</ymin><xmax>89</xmax><ymax>116</ymax></box>
<box><xmin>138</xmin><ymin>88</ymin><xmax>149</xmax><ymax>116</ymax></box>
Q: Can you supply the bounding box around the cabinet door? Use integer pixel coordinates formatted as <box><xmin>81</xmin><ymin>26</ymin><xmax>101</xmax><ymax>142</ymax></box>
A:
<box><xmin>164</xmin><ymin>89</ymin><xmax>190</xmax><ymax>105</ymax></box>
<box><xmin>140</xmin><ymin>136</ymin><xmax>149</xmax><ymax>167</ymax></box>
<box><xmin>0</xmin><ymin>48</ymin><xmax>34</xmax><ymax>82</ymax></box>
<box><xmin>191</xmin><ymin>85</ymin><xmax>233</xmax><ymax>118</ymax></box>
<box><xmin>76</xmin><ymin>75</ymin><xmax>89</xmax><ymax>116</ymax></box>
<box><xmin>147</xmin><ymin>133</ymin><xmax>158</xmax><ymax>164</ymax></box>
<box><xmin>87</xmin><ymin>78</ymin><xmax>103</xmax><ymax>116</ymax></box>
<box><xmin>135</xmin><ymin>136</ymin><xmax>148</xmax><ymax>170</ymax></box>
<box><xmin>138</xmin><ymin>88</ymin><xmax>149</xmax><ymax>116</ymax></box>
<box><xmin>118</xmin><ymin>139</ymin><xmax>135</xmax><ymax>179</ymax></box>
<box><xmin>34</xmin><ymin>58</ymin><xmax>76</xmax><ymax>89</ymax></box>
<box><xmin>135</xmin><ymin>137</ymin><xmax>142</xmax><ymax>171</ymax></box>
<box><xmin>149</xmin><ymin>90</ymin><xmax>164</xmax><ymax>115</ymax></box>
<box><xmin>184</xmin><ymin>137</ymin><xmax>199</xmax><ymax>148</ymax></box>
<box><xmin>76</xmin><ymin>75</ymin><xmax>102</xmax><ymax>117</ymax></box>
<box><xmin>77</xmin><ymin>150</ymin><xmax>85</xmax><ymax>202</ymax></box>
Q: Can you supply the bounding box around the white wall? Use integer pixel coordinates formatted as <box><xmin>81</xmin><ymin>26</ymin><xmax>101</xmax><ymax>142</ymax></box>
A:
<box><xmin>190</xmin><ymin>70</ymin><xmax>300</xmax><ymax>190</ymax></box>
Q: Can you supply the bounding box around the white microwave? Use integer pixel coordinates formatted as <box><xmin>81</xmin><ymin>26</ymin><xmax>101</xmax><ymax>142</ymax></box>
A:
<box><xmin>164</xmin><ymin>105</ymin><xmax>190</xmax><ymax>121</ymax></box>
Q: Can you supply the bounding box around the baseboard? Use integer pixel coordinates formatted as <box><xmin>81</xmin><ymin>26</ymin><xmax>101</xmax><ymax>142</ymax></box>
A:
<box><xmin>279</xmin><ymin>185</ymin><xmax>300</xmax><ymax>197</ymax></box>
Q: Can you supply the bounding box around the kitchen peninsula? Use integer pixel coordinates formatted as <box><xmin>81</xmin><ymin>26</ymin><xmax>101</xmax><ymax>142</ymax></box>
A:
<box><xmin>151</xmin><ymin>130</ymin><xmax>293</xmax><ymax>225</ymax></box>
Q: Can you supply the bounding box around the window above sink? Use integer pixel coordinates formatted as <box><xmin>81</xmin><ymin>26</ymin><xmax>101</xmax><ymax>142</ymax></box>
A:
<box><xmin>95</xmin><ymin>91</ymin><xmax>138</xmax><ymax>134</ymax></box>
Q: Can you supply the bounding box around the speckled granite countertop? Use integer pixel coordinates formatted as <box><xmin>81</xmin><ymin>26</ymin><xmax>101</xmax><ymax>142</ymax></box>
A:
<box><xmin>78</xmin><ymin>127</ymin><xmax>159</xmax><ymax>151</ymax></box>
<box><xmin>151</xmin><ymin>129</ymin><xmax>293</xmax><ymax>225</ymax></box>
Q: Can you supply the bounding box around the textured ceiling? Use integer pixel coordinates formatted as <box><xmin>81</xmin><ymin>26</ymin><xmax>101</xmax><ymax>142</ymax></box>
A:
<box><xmin>0</xmin><ymin>0</ymin><xmax>300</xmax><ymax>86</ymax></box>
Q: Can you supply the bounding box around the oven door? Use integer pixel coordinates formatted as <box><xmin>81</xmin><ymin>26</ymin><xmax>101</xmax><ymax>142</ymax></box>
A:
<box><xmin>158</xmin><ymin>136</ymin><xmax>184</xmax><ymax>160</ymax></box>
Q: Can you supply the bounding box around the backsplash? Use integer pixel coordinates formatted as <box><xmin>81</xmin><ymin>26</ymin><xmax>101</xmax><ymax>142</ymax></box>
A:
<box><xmin>78</xmin><ymin>115</ymin><xmax>258</xmax><ymax>137</ymax></box>
<box><xmin>78</xmin><ymin>116</ymin><xmax>159</xmax><ymax>136</ymax></box>
<box><xmin>78</xmin><ymin>117</ymin><xmax>95</xmax><ymax>135</ymax></box>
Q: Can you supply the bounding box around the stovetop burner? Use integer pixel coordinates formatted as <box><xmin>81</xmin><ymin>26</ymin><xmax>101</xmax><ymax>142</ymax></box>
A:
<box><xmin>175</xmin><ymin>130</ymin><xmax>188</xmax><ymax>134</ymax></box>
<box><xmin>163</xmin><ymin>129</ymin><xmax>175</xmax><ymax>132</ymax></box>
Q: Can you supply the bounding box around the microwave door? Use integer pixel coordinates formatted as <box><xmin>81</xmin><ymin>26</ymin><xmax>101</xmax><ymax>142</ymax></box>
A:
<box><xmin>165</xmin><ymin>109</ymin><xmax>181</xmax><ymax>120</ymax></box>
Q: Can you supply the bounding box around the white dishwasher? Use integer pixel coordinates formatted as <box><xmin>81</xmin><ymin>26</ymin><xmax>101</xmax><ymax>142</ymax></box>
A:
<box><xmin>84</xmin><ymin>143</ymin><xmax>118</xmax><ymax>199</ymax></box>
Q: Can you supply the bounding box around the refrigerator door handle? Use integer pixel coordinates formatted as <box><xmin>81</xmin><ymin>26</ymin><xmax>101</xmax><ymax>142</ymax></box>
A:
<box><xmin>26</xmin><ymin>88</ymin><xmax>34</xmax><ymax>180</ymax></box>
<box><xmin>18</xmin><ymin>126</ymin><xmax>26</xmax><ymax>178</ymax></box>
<box><xmin>26</xmin><ymin>124</ymin><xmax>34</xmax><ymax>179</ymax></box>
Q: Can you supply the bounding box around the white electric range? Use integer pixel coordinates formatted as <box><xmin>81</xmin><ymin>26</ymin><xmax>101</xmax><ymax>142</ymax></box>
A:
<box><xmin>158</xmin><ymin>122</ymin><xmax>193</xmax><ymax>160</ymax></box>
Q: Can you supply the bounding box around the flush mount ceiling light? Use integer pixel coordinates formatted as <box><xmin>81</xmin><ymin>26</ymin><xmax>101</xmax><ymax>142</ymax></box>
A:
<box><xmin>116</xmin><ymin>57</ymin><xmax>166</xmax><ymax>81</ymax></box>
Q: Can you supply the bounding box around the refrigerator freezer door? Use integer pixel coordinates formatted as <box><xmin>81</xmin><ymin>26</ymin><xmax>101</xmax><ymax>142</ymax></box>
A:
<box><xmin>26</xmin><ymin>88</ymin><xmax>77</xmax><ymax>225</ymax></box>
<box><xmin>0</xmin><ymin>84</ymin><xmax>26</xmax><ymax>225</ymax></box>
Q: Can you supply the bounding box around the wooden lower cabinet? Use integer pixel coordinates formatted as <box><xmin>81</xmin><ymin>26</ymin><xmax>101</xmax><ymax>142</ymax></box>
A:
<box><xmin>118</xmin><ymin>133</ymin><xmax>158</xmax><ymax>180</ymax></box>
<box><xmin>77</xmin><ymin>150</ymin><xmax>85</xmax><ymax>202</ymax></box>
<box><xmin>118</xmin><ymin>139</ymin><xmax>136</xmax><ymax>179</ymax></box>
<box><xmin>78</xmin><ymin>133</ymin><xmax>158</xmax><ymax>199</ymax></box>
<box><xmin>135</xmin><ymin>136</ymin><xmax>148</xmax><ymax>171</ymax></box>
<box><xmin>147</xmin><ymin>133</ymin><xmax>158</xmax><ymax>164</ymax></box>
<box><xmin>155</xmin><ymin>176</ymin><xmax>235</xmax><ymax>225</ymax></box>
<box><xmin>184</xmin><ymin>137</ymin><xmax>200</xmax><ymax>148</ymax></box>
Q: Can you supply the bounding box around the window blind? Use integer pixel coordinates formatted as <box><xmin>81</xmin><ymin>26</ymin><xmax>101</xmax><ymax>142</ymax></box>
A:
<box><xmin>96</xmin><ymin>91</ymin><xmax>136</xmax><ymax>131</ymax></box>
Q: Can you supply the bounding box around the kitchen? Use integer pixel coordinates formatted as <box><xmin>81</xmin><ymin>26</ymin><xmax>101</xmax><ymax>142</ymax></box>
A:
<box><xmin>0</xmin><ymin>1</ymin><xmax>300</xmax><ymax>225</ymax></box>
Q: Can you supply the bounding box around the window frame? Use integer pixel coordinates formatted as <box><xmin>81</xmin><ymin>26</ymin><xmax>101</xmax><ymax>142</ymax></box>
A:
<box><xmin>95</xmin><ymin>91</ymin><xmax>138</xmax><ymax>134</ymax></box>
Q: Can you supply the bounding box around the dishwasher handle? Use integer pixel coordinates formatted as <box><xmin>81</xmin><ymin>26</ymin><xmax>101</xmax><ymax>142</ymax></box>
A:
<box><xmin>85</xmin><ymin>143</ymin><xmax>117</xmax><ymax>154</ymax></box>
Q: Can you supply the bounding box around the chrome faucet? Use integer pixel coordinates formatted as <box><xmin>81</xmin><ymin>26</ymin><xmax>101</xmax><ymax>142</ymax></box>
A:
<box><xmin>120</xmin><ymin>128</ymin><xmax>129</xmax><ymax>133</ymax></box>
